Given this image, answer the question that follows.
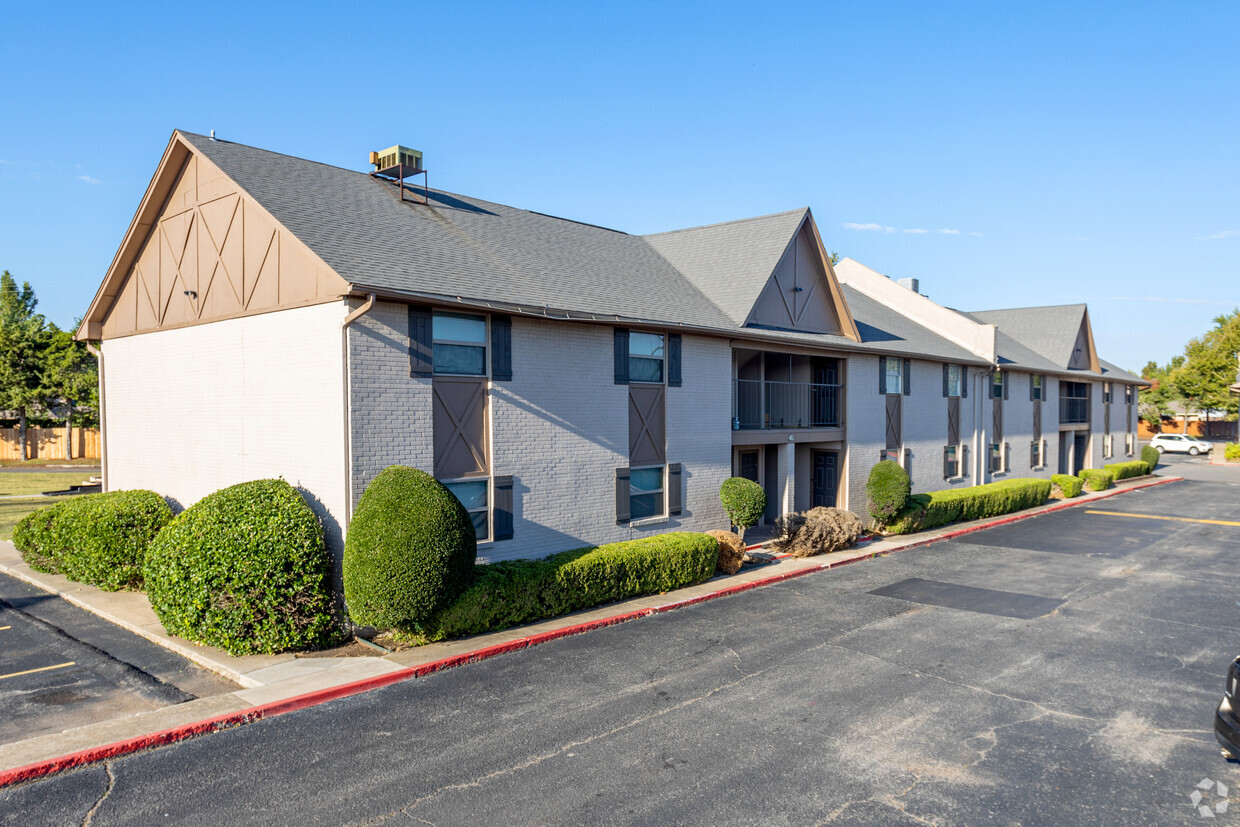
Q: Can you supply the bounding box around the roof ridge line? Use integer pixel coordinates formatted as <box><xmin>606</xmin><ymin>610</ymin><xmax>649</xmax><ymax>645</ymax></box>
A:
<box><xmin>642</xmin><ymin>207</ymin><xmax>808</xmax><ymax>238</ymax></box>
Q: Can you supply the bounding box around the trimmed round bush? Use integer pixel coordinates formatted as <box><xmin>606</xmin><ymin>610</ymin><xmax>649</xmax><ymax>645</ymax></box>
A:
<box><xmin>344</xmin><ymin>466</ymin><xmax>477</xmax><ymax>630</ymax></box>
<box><xmin>867</xmin><ymin>460</ymin><xmax>911</xmax><ymax>526</ymax></box>
<box><xmin>1078</xmin><ymin>468</ymin><xmax>1115</xmax><ymax>492</ymax></box>
<box><xmin>719</xmin><ymin>477</ymin><xmax>766</xmax><ymax>537</ymax></box>
<box><xmin>144</xmin><ymin>479</ymin><xmax>336</xmax><ymax>655</ymax></box>
<box><xmin>1141</xmin><ymin>444</ymin><xmax>1160</xmax><ymax>471</ymax></box>
<box><xmin>13</xmin><ymin>491</ymin><xmax>172</xmax><ymax>591</ymax></box>
<box><xmin>1051</xmin><ymin>474</ymin><xmax>1084</xmax><ymax>499</ymax></box>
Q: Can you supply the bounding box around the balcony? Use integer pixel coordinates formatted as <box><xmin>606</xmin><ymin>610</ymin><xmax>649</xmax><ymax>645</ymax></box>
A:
<box><xmin>732</xmin><ymin>379</ymin><xmax>841</xmax><ymax>430</ymax></box>
<box><xmin>1060</xmin><ymin>381</ymin><xmax>1090</xmax><ymax>424</ymax></box>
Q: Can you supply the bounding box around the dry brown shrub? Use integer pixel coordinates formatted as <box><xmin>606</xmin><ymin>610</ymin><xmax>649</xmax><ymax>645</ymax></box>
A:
<box><xmin>705</xmin><ymin>529</ymin><xmax>746</xmax><ymax>574</ymax></box>
<box><xmin>771</xmin><ymin>507</ymin><xmax>864</xmax><ymax>558</ymax></box>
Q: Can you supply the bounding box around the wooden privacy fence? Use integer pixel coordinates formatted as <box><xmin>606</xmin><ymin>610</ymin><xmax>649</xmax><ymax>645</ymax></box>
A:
<box><xmin>0</xmin><ymin>427</ymin><xmax>100</xmax><ymax>460</ymax></box>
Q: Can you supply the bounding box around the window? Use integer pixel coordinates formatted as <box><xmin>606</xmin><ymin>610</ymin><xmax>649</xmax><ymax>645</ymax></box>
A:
<box><xmin>946</xmin><ymin>364</ymin><xmax>962</xmax><ymax>397</ymax></box>
<box><xmin>433</xmin><ymin>311</ymin><xmax>487</xmax><ymax>375</ymax></box>
<box><xmin>1125</xmin><ymin>433</ymin><xmax>1135</xmax><ymax>456</ymax></box>
<box><xmin>885</xmin><ymin>359</ymin><xmax>903</xmax><ymax>395</ymax></box>
<box><xmin>944</xmin><ymin>444</ymin><xmax>961</xmax><ymax>478</ymax></box>
<box><xmin>1103</xmin><ymin>382</ymin><xmax>1113</xmax><ymax>403</ymax></box>
<box><xmin>989</xmin><ymin>442</ymin><xmax>1004</xmax><ymax>473</ymax></box>
<box><xmin>880</xmin><ymin>448</ymin><xmax>901</xmax><ymax>464</ymax></box>
<box><xmin>1103</xmin><ymin>434</ymin><xmax>1114</xmax><ymax>459</ymax></box>
<box><xmin>1030</xmin><ymin>439</ymin><xmax>1046</xmax><ymax>468</ymax></box>
<box><xmin>991</xmin><ymin>371</ymin><xmax>1005</xmax><ymax>399</ymax></box>
<box><xmin>443</xmin><ymin>479</ymin><xmax>488</xmax><ymax>541</ymax></box>
<box><xmin>629</xmin><ymin>466</ymin><xmax>664</xmax><ymax>519</ymax></box>
<box><xmin>629</xmin><ymin>332</ymin><xmax>665</xmax><ymax>383</ymax></box>
<box><xmin>1031</xmin><ymin>374</ymin><xmax>1045</xmax><ymax>401</ymax></box>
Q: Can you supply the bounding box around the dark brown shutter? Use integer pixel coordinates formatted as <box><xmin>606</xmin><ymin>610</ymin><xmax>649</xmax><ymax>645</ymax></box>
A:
<box><xmin>993</xmin><ymin>399</ymin><xmax>1003</xmax><ymax>443</ymax></box>
<box><xmin>879</xmin><ymin>356</ymin><xmax>888</xmax><ymax>394</ymax></box>
<box><xmin>409</xmin><ymin>305</ymin><xmax>433</xmax><ymax>377</ymax></box>
<box><xmin>433</xmin><ymin>378</ymin><xmax>489</xmax><ymax>478</ymax></box>
<box><xmin>943</xmin><ymin>445</ymin><xmax>952</xmax><ymax>480</ymax></box>
<box><xmin>885</xmin><ymin>395</ymin><xmax>902</xmax><ymax>449</ymax></box>
<box><xmin>629</xmin><ymin>385</ymin><xmax>666</xmax><ymax>464</ymax></box>
<box><xmin>615</xmin><ymin>468</ymin><xmax>631</xmax><ymax>524</ymax></box>
<box><xmin>667</xmin><ymin>334</ymin><xmax>682</xmax><ymax>387</ymax></box>
<box><xmin>1003</xmin><ymin>373</ymin><xmax>1009</xmax><ymax>400</ymax></box>
<box><xmin>962</xmin><ymin>366</ymin><xmax>968</xmax><ymax>398</ymax></box>
<box><xmin>1029</xmin><ymin>374</ymin><xmax>1035</xmax><ymax>401</ymax></box>
<box><xmin>491</xmin><ymin>315</ymin><xmax>512</xmax><ymax>381</ymax></box>
<box><xmin>903</xmin><ymin>448</ymin><xmax>912</xmax><ymax>477</ymax></box>
<box><xmin>614</xmin><ymin>328</ymin><xmax>629</xmax><ymax>385</ymax></box>
<box><xmin>948</xmin><ymin>397</ymin><xmax>961</xmax><ymax>445</ymax></box>
<box><xmin>668</xmin><ymin>463</ymin><xmax>683</xmax><ymax>515</ymax></box>
<box><xmin>903</xmin><ymin>359</ymin><xmax>912</xmax><ymax>395</ymax></box>
<box><xmin>943</xmin><ymin>364</ymin><xmax>949</xmax><ymax>397</ymax></box>
<box><xmin>962</xmin><ymin>444</ymin><xmax>969</xmax><ymax>477</ymax></box>
<box><xmin>492</xmin><ymin>475</ymin><xmax>513</xmax><ymax>540</ymax></box>
<box><xmin>1032</xmin><ymin>400</ymin><xmax>1042</xmax><ymax>441</ymax></box>
<box><xmin>1004</xmin><ymin>442</ymin><xmax>1011</xmax><ymax>472</ymax></box>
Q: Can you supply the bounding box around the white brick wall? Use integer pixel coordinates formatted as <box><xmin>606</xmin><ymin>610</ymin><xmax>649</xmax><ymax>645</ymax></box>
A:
<box><xmin>104</xmin><ymin>301</ymin><xmax>349</xmax><ymax>551</ymax></box>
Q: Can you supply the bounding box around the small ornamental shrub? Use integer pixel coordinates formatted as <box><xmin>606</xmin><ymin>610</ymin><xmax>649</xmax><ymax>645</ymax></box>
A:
<box><xmin>1105</xmin><ymin>460</ymin><xmax>1150</xmax><ymax>481</ymax></box>
<box><xmin>1141</xmin><ymin>444</ymin><xmax>1160</xmax><ymax>471</ymax></box>
<box><xmin>429</xmin><ymin>533</ymin><xmax>718</xmax><ymax>638</ymax></box>
<box><xmin>1225</xmin><ymin>443</ymin><xmax>1240</xmax><ymax>461</ymax></box>
<box><xmin>867</xmin><ymin>461</ymin><xmax>911</xmax><ymax>526</ymax></box>
<box><xmin>144</xmin><ymin>479</ymin><xmax>337</xmax><ymax>655</ymax></box>
<box><xmin>772</xmin><ymin>507</ymin><xmax>864</xmax><ymax>558</ymax></box>
<box><xmin>13</xmin><ymin>491</ymin><xmax>172</xmax><ymax>590</ymax></box>
<box><xmin>344</xmin><ymin>466</ymin><xmax>477</xmax><ymax>630</ymax></box>
<box><xmin>1051</xmin><ymin>474</ymin><xmax>1084</xmax><ymax>499</ymax></box>
<box><xmin>1078</xmin><ymin>468</ymin><xmax>1114</xmax><ymax>492</ymax></box>
<box><xmin>887</xmin><ymin>478</ymin><xmax>1052</xmax><ymax>534</ymax></box>
<box><xmin>719</xmin><ymin>477</ymin><xmax>766</xmax><ymax>538</ymax></box>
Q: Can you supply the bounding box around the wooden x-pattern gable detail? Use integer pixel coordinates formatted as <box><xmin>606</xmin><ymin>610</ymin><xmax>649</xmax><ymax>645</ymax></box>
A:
<box><xmin>629</xmin><ymin>384</ymin><xmax>666</xmax><ymax>466</ymax></box>
<box><xmin>885</xmin><ymin>395</ymin><xmax>901</xmax><ymax>449</ymax></box>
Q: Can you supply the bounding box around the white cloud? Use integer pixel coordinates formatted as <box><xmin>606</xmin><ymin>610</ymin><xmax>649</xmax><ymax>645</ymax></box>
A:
<box><xmin>842</xmin><ymin>222</ymin><xmax>885</xmax><ymax>232</ymax></box>
<box><xmin>1205</xmin><ymin>230</ymin><xmax>1236</xmax><ymax>240</ymax></box>
<box><xmin>902</xmin><ymin>228</ymin><xmax>929</xmax><ymax>234</ymax></box>
<box><xmin>77</xmin><ymin>175</ymin><xmax>101</xmax><ymax>185</ymax></box>
<box><xmin>937</xmin><ymin>228</ymin><xmax>960</xmax><ymax>235</ymax></box>
<box><xmin>969</xmin><ymin>231</ymin><xmax>983</xmax><ymax>237</ymax></box>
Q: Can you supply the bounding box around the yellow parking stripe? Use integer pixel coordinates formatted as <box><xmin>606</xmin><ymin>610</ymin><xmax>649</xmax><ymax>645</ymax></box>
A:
<box><xmin>0</xmin><ymin>626</ymin><xmax>9</xmax><ymax>631</ymax></box>
<box><xmin>1085</xmin><ymin>510</ymin><xmax>1240</xmax><ymax>528</ymax></box>
<box><xmin>0</xmin><ymin>662</ymin><xmax>75</xmax><ymax>681</ymax></box>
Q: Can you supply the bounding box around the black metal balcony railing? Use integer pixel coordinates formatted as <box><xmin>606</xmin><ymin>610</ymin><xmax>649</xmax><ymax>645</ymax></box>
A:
<box><xmin>732</xmin><ymin>380</ymin><xmax>842</xmax><ymax>430</ymax></box>
<box><xmin>1060</xmin><ymin>397</ymin><xmax>1089</xmax><ymax>424</ymax></box>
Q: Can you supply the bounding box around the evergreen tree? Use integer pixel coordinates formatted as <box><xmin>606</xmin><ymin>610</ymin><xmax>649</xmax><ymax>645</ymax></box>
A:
<box><xmin>43</xmin><ymin>321</ymin><xmax>98</xmax><ymax>458</ymax></box>
<box><xmin>0</xmin><ymin>272</ymin><xmax>47</xmax><ymax>460</ymax></box>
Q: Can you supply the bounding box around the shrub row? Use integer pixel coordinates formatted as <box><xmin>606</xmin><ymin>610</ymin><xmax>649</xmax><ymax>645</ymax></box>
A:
<box><xmin>1226</xmin><ymin>443</ymin><xmax>1240</xmax><ymax>461</ymax></box>
<box><xmin>1078</xmin><ymin>468</ymin><xmax>1114</xmax><ymax>492</ymax></box>
<box><xmin>14</xmin><ymin>491</ymin><xmax>172</xmax><ymax>591</ymax></box>
<box><xmin>1051</xmin><ymin>474</ymin><xmax>1084</xmax><ymax>498</ymax></box>
<box><xmin>429</xmin><ymin>533</ymin><xmax>719</xmax><ymax>638</ymax></box>
<box><xmin>888</xmin><ymin>478</ymin><xmax>1052</xmax><ymax>534</ymax></box>
<box><xmin>1105</xmin><ymin>460</ymin><xmax>1150</xmax><ymax>480</ymax></box>
<box><xmin>867</xmin><ymin>460</ymin><xmax>911</xmax><ymax>525</ymax></box>
<box><xmin>1141</xmin><ymin>444</ymin><xmax>1160</xmax><ymax>471</ymax></box>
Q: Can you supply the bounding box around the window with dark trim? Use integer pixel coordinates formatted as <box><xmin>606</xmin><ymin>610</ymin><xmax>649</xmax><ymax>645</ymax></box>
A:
<box><xmin>1031</xmin><ymin>374</ymin><xmax>1045</xmax><ymax>401</ymax></box>
<box><xmin>432</xmin><ymin>311</ymin><xmax>487</xmax><ymax>376</ymax></box>
<box><xmin>629</xmin><ymin>466</ymin><xmax>665</xmax><ymax>519</ymax></box>
<box><xmin>443</xmin><ymin>479</ymin><xmax>489</xmax><ymax>541</ymax></box>
<box><xmin>990</xmin><ymin>370</ymin><xmax>1005</xmax><ymax>399</ymax></box>
<box><xmin>1030</xmin><ymin>439</ymin><xmax>1046</xmax><ymax>469</ymax></box>
<box><xmin>946</xmin><ymin>364</ymin><xmax>963</xmax><ymax>397</ymax></box>
<box><xmin>628</xmin><ymin>332</ymin><xmax>665</xmax><ymax>383</ymax></box>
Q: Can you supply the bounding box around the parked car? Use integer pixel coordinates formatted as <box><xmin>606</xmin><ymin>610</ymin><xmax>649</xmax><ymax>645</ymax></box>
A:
<box><xmin>1216</xmin><ymin>656</ymin><xmax>1240</xmax><ymax>760</ymax></box>
<box><xmin>1150</xmin><ymin>433</ymin><xmax>1213</xmax><ymax>456</ymax></box>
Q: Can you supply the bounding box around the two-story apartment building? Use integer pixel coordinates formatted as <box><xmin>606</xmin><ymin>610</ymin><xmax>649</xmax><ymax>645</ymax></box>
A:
<box><xmin>77</xmin><ymin>132</ymin><xmax>1145</xmax><ymax>572</ymax></box>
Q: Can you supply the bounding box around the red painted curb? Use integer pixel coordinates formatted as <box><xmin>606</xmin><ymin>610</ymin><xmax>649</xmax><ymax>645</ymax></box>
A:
<box><xmin>0</xmin><ymin>474</ymin><xmax>1182</xmax><ymax>788</ymax></box>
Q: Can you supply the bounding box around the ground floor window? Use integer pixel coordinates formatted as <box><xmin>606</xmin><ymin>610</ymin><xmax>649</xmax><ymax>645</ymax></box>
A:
<box><xmin>989</xmin><ymin>442</ymin><xmax>1007</xmax><ymax>474</ymax></box>
<box><xmin>943</xmin><ymin>444</ymin><xmax>966</xmax><ymax>479</ymax></box>
<box><xmin>443</xmin><ymin>479</ymin><xmax>489</xmax><ymax>541</ymax></box>
<box><xmin>880</xmin><ymin>448</ymin><xmax>901</xmax><ymax>464</ymax></box>
<box><xmin>629</xmin><ymin>466</ymin><xmax>665</xmax><ymax>520</ymax></box>
<box><xmin>1103</xmin><ymin>434</ymin><xmax>1114</xmax><ymax>459</ymax></box>
<box><xmin>1125</xmin><ymin>433</ymin><xmax>1135</xmax><ymax>456</ymax></box>
<box><xmin>1030</xmin><ymin>439</ymin><xmax>1045</xmax><ymax>469</ymax></box>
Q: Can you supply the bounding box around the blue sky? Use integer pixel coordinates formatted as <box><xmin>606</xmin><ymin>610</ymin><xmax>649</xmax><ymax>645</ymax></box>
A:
<box><xmin>2</xmin><ymin>1</ymin><xmax>1236</xmax><ymax>371</ymax></box>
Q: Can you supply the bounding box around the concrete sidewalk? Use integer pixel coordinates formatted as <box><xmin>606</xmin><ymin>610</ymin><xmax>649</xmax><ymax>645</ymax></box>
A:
<box><xmin>0</xmin><ymin>474</ymin><xmax>1180</xmax><ymax>782</ymax></box>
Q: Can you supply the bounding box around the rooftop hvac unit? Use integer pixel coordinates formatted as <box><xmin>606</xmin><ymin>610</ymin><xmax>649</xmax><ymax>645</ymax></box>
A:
<box><xmin>369</xmin><ymin>145</ymin><xmax>423</xmax><ymax>176</ymax></box>
<box><xmin>897</xmin><ymin>277</ymin><xmax>920</xmax><ymax>294</ymax></box>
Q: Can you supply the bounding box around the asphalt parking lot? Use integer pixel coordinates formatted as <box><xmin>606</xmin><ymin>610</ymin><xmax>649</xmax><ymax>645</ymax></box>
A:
<box><xmin>4</xmin><ymin>470</ymin><xmax>1238</xmax><ymax>825</ymax></box>
<box><xmin>0</xmin><ymin>573</ymin><xmax>235</xmax><ymax>746</ymax></box>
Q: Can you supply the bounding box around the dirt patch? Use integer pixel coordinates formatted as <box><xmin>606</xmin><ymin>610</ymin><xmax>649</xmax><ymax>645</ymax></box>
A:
<box><xmin>1096</xmin><ymin>711</ymin><xmax>1179</xmax><ymax>765</ymax></box>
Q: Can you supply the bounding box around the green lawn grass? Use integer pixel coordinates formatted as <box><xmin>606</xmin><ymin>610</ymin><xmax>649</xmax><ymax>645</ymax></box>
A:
<box><xmin>0</xmin><ymin>472</ymin><xmax>95</xmax><ymax>497</ymax></box>
<box><xmin>0</xmin><ymin>458</ymin><xmax>100</xmax><ymax>468</ymax></box>
<box><xmin>0</xmin><ymin>497</ymin><xmax>82</xmax><ymax>542</ymax></box>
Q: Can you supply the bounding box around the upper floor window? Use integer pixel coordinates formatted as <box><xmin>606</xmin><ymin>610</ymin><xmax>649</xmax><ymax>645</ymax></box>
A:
<box><xmin>946</xmin><ymin>364</ymin><xmax>962</xmax><ymax>397</ymax></box>
<box><xmin>433</xmin><ymin>311</ymin><xmax>487</xmax><ymax>376</ymax></box>
<box><xmin>1031</xmin><ymin>374</ymin><xmax>1045</xmax><ymax>401</ymax></box>
<box><xmin>885</xmin><ymin>358</ymin><xmax>903</xmax><ymax>395</ymax></box>
<box><xmin>991</xmin><ymin>370</ymin><xmax>1005</xmax><ymax>399</ymax></box>
<box><xmin>629</xmin><ymin>332</ymin><xmax>665</xmax><ymax>383</ymax></box>
<box><xmin>1103</xmin><ymin>382</ymin><xmax>1113</xmax><ymax>403</ymax></box>
<box><xmin>1124</xmin><ymin>385</ymin><xmax>1134</xmax><ymax>404</ymax></box>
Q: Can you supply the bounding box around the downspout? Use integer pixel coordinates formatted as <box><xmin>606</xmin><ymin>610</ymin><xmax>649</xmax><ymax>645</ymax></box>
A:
<box><xmin>86</xmin><ymin>344</ymin><xmax>107</xmax><ymax>491</ymax></box>
<box><xmin>341</xmin><ymin>294</ymin><xmax>376</xmax><ymax>526</ymax></box>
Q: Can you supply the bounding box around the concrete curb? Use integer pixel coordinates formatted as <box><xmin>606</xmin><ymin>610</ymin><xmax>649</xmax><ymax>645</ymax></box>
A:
<box><xmin>0</xmin><ymin>474</ymin><xmax>1183</xmax><ymax>788</ymax></box>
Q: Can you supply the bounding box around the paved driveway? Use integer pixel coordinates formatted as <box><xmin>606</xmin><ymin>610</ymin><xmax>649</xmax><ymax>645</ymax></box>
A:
<box><xmin>4</xmin><ymin>477</ymin><xmax>1239</xmax><ymax>825</ymax></box>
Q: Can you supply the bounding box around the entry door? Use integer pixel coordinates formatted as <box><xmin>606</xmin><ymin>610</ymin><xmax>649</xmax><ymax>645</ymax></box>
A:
<box><xmin>812</xmin><ymin>450</ymin><xmax>839</xmax><ymax>508</ymax></box>
<box><xmin>738</xmin><ymin>450</ymin><xmax>759</xmax><ymax>482</ymax></box>
<box><xmin>1058</xmin><ymin>435</ymin><xmax>1070</xmax><ymax>475</ymax></box>
<box><xmin>1073</xmin><ymin>433</ymin><xmax>1088</xmax><ymax>475</ymax></box>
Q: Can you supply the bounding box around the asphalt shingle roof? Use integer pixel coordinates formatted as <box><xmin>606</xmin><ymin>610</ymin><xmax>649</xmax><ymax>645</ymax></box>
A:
<box><xmin>967</xmin><ymin>305</ymin><xmax>1089</xmax><ymax>369</ymax></box>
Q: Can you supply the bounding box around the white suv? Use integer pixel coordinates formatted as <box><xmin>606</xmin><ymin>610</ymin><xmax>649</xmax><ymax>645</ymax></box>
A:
<box><xmin>1149</xmin><ymin>433</ymin><xmax>1213</xmax><ymax>456</ymax></box>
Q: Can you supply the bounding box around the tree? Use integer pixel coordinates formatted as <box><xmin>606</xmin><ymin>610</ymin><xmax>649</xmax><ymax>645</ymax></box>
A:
<box><xmin>0</xmin><ymin>272</ymin><xmax>48</xmax><ymax>460</ymax></box>
<box><xmin>1169</xmin><ymin>309</ymin><xmax>1240</xmax><ymax>431</ymax></box>
<box><xmin>827</xmin><ymin>250</ymin><xmax>842</xmax><ymax>266</ymax></box>
<box><xmin>1140</xmin><ymin>356</ymin><xmax>1184</xmax><ymax>423</ymax></box>
<box><xmin>43</xmin><ymin>322</ymin><xmax>98</xmax><ymax>458</ymax></box>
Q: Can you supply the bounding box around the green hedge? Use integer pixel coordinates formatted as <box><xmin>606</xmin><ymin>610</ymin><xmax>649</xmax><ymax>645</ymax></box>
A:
<box><xmin>888</xmin><ymin>478</ymin><xmax>1052</xmax><ymax>534</ymax></box>
<box><xmin>1105</xmin><ymin>460</ymin><xmax>1149</xmax><ymax>480</ymax></box>
<box><xmin>13</xmin><ymin>491</ymin><xmax>172</xmax><ymax>591</ymax></box>
<box><xmin>344</xmin><ymin>466</ymin><xmax>477</xmax><ymax>630</ymax></box>
<box><xmin>1078</xmin><ymin>468</ymin><xmax>1114</xmax><ymax>492</ymax></box>
<box><xmin>867</xmin><ymin>461</ymin><xmax>911</xmax><ymax>526</ymax></box>
<box><xmin>1141</xmin><ymin>444</ymin><xmax>1160</xmax><ymax>471</ymax></box>
<box><xmin>1051</xmin><ymin>474</ymin><xmax>1084</xmax><ymax>498</ymax></box>
<box><xmin>144</xmin><ymin>479</ymin><xmax>337</xmax><ymax>655</ymax></box>
<box><xmin>1226</xmin><ymin>443</ymin><xmax>1240</xmax><ymax>461</ymax></box>
<box><xmin>430</xmin><ymin>533</ymin><xmax>718</xmax><ymax>638</ymax></box>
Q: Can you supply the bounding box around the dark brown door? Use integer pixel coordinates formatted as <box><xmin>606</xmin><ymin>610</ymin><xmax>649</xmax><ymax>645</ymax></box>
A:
<box><xmin>1073</xmin><ymin>432</ymin><xmax>1088</xmax><ymax>475</ymax></box>
<box><xmin>738</xmin><ymin>450</ymin><xmax>759</xmax><ymax>482</ymax></box>
<box><xmin>812</xmin><ymin>450</ymin><xmax>839</xmax><ymax>508</ymax></box>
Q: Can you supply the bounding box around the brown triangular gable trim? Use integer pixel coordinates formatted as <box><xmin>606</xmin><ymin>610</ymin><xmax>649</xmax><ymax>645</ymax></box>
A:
<box><xmin>1079</xmin><ymin>307</ymin><xmax>1102</xmax><ymax>374</ymax></box>
<box><xmin>77</xmin><ymin>131</ymin><xmax>349</xmax><ymax>340</ymax></box>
